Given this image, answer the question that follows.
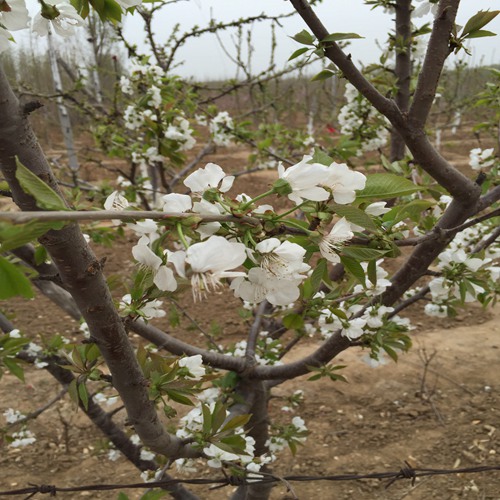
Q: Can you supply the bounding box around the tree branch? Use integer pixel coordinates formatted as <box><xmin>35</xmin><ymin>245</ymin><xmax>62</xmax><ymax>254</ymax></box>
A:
<box><xmin>288</xmin><ymin>0</ymin><xmax>402</xmax><ymax>122</ymax></box>
<box><xmin>127</xmin><ymin>319</ymin><xmax>245</xmax><ymax>373</ymax></box>
<box><xmin>0</xmin><ymin>210</ymin><xmax>261</xmax><ymax>227</ymax></box>
<box><xmin>408</xmin><ymin>0</ymin><xmax>460</xmax><ymax>128</ymax></box>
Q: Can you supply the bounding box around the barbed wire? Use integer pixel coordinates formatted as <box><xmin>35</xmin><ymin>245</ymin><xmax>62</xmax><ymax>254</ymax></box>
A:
<box><xmin>2</xmin><ymin>463</ymin><xmax>500</xmax><ymax>498</ymax></box>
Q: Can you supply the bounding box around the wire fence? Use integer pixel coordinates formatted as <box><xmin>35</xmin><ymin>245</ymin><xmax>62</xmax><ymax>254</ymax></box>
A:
<box><xmin>2</xmin><ymin>463</ymin><xmax>500</xmax><ymax>498</ymax></box>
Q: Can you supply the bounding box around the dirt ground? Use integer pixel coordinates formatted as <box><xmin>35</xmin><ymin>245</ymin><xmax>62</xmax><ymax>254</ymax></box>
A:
<box><xmin>1</xmin><ymin>132</ymin><xmax>500</xmax><ymax>499</ymax></box>
<box><xmin>1</xmin><ymin>282</ymin><xmax>499</xmax><ymax>500</ymax></box>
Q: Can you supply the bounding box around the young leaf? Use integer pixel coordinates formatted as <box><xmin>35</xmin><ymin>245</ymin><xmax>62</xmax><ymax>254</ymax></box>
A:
<box><xmin>464</xmin><ymin>29</ymin><xmax>497</xmax><ymax>39</ymax></box>
<box><xmin>331</xmin><ymin>204</ymin><xmax>377</xmax><ymax>231</ymax></box>
<box><xmin>15</xmin><ymin>158</ymin><xmax>67</xmax><ymax>211</ymax></box>
<box><xmin>310</xmin><ymin>258</ymin><xmax>327</xmax><ymax>292</ymax></box>
<box><xmin>461</xmin><ymin>10</ymin><xmax>499</xmax><ymax>38</ymax></box>
<box><xmin>78</xmin><ymin>382</ymin><xmax>89</xmax><ymax>411</ymax></box>
<box><xmin>3</xmin><ymin>358</ymin><xmax>25</xmax><ymax>382</ymax></box>
<box><xmin>220</xmin><ymin>414</ymin><xmax>252</xmax><ymax>434</ymax></box>
<box><xmin>322</xmin><ymin>32</ymin><xmax>363</xmax><ymax>42</ymax></box>
<box><xmin>288</xmin><ymin>47</ymin><xmax>310</xmax><ymax>61</ymax></box>
<box><xmin>340</xmin><ymin>255</ymin><xmax>366</xmax><ymax>285</ymax></box>
<box><xmin>283</xmin><ymin>313</ymin><xmax>304</xmax><ymax>330</ymax></box>
<box><xmin>342</xmin><ymin>246</ymin><xmax>387</xmax><ymax>261</ymax></box>
<box><xmin>291</xmin><ymin>29</ymin><xmax>315</xmax><ymax>45</ymax></box>
<box><xmin>311</xmin><ymin>69</ymin><xmax>335</xmax><ymax>82</ymax></box>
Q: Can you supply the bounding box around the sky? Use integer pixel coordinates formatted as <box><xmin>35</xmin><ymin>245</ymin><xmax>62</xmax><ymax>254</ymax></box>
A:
<box><xmin>121</xmin><ymin>0</ymin><xmax>500</xmax><ymax>79</ymax></box>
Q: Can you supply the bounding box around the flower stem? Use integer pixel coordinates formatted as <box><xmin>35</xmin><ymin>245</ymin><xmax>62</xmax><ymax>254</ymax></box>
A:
<box><xmin>176</xmin><ymin>222</ymin><xmax>189</xmax><ymax>249</ymax></box>
<box><xmin>274</xmin><ymin>201</ymin><xmax>308</xmax><ymax>219</ymax></box>
<box><xmin>240</xmin><ymin>189</ymin><xmax>275</xmax><ymax>210</ymax></box>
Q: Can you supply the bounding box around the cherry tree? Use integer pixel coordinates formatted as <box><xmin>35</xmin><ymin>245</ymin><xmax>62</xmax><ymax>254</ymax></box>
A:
<box><xmin>0</xmin><ymin>0</ymin><xmax>499</xmax><ymax>499</ymax></box>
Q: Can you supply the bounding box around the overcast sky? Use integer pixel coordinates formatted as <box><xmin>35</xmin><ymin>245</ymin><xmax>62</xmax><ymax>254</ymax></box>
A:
<box><xmin>122</xmin><ymin>0</ymin><xmax>500</xmax><ymax>79</ymax></box>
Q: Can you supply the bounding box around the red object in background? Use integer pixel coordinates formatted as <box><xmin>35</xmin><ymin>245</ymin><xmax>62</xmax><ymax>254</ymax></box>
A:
<box><xmin>326</xmin><ymin>124</ymin><xmax>337</xmax><ymax>134</ymax></box>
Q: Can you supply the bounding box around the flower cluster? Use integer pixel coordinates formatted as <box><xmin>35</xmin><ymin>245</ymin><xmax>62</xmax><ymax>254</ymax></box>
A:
<box><xmin>209</xmin><ymin>111</ymin><xmax>234</xmax><ymax>147</ymax></box>
<box><xmin>338</xmin><ymin>84</ymin><xmax>389</xmax><ymax>155</ymax></box>
<box><xmin>317</xmin><ymin>301</ymin><xmax>409</xmax><ymax>341</ymax></box>
<box><xmin>469</xmin><ymin>148</ymin><xmax>496</xmax><ymax>171</ymax></box>
<box><xmin>229</xmin><ymin>334</ymin><xmax>283</xmax><ymax>366</ymax></box>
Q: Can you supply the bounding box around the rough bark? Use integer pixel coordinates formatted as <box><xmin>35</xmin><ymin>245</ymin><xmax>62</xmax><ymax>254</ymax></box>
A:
<box><xmin>390</xmin><ymin>0</ymin><xmax>412</xmax><ymax>161</ymax></box>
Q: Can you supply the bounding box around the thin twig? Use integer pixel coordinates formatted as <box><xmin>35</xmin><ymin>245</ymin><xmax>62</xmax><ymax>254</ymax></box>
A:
<box><xmin>6</xmin><ymin>387</ymin><xmax>68</xmax><ymax>428</ymax></box>
<box><xmin>245</xmin><ymin>301</ymin><xmax>268</xmax><ymax>366</ymax></box>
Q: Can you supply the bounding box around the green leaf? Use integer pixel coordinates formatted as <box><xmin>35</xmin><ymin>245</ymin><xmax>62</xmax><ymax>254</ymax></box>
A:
<box><xmin>288</xmin><ymin>47</ymin><xmax>310</xmax><ymax>61</ymax></box>
<box><xmin>211</xmin><ymin>402</ymin><xmax>227</xmax><ymax>434</ymax></box>
<box><xmin>216</xmin><ymin>435</ymin><xmax>247</xmax><ymax>454</ymax></box>
<box><xmin>322</xmin><ymin>32</ymin><xmax>363</xmax><ymax>42</ymax></box>
<box><xmin>331</xmin><ymin>204</ymin><xmax>377</xmax><ymax>231</ymax></box>
<box><xmin>356</xmin><ymin>173</ymin><xmax>421</xmax><ymax>200</ymax></box>
<box><xmin>3</xmin><ymin>357</ymin><xmax>25</xmax><ymax>382</ymax></box>
<box><xmin>68</xmin><ymin>379</ymin><xmax>79</xmax><ymax>407</ymax></box>
<box><xmin>140</xmin><ymin>489</ymin><xmax>168</xmax><ymax>500</ymax></box>
<box><xmin>461</xmin><ymin>10</ymin><xmax>499</xmax><ymax>37</ymax></box>
<box><xmin>78</xmin><ymin>382</ymin><xmax>89</xmax><ymax>410</ymax></box>
<box><xmin>464</xmin><ymin>29</ymin><xmax>497</xmax><ymax>39</ymax></box>
<box><xmin>283</xmin><ymin>313</ymin><xmax>304</xmax><ymax>330</ymax></box>
<box><xmin>340</xmin><ymin>255</ymin><xmax>366</xmax><ymax>285</ymax></box>
<box><xmin>166</xmin><ymin>390</ymin><xmax>194</xmax><ymax>406</ymax></box>
<box><xmin>310</xmin><ymin>258</ymin><xmax>327</xmax><ymax>292</ymax></box>
<box><xmin>341</xmin><ymin>246</ymin><xmax>388</xmax><ymax>261</ymax></box>
<box><xmin>291</xmin><ymin>29</ymin><xmax>315</xmax><ymax>45</ymax></box>
<box><xmin>34</xmin><ymin>245</ymin><xmax>48</xmax><ymax>265</ymax></box>
<box><xmin>0</xmin><ymin>220</ymin><xmax>65</xmax><ymax>252</ymax></box>
<box><xmin>367</xmin><ymin>259</ymin><xmax>377</xmax><ymax>285</ymax></box>
<box><xmin>387</xmin><ymin>199</ymin><xmax>435</xmax><ymax>224</ymax></box>
<box><xmin>220</xmin><ymin>414</ymin><xmax>251</xmax><ymax>434</ymax></box>
<box><xmin>311</xmin><ymin>148</ymin><xmax>334</xmax><ymax>166</ymax></box>
<box><xmin>116</xmin><ymin>493</ymin><xmax>129</xmax><ymax>500</ymax></box>
<box><xmin>0</xmin><ymin>256</ymin><xmax>34</xmax><ymax>299</ymax></box>
<box><xmin>311</xmin><ymin>69</ymin><xmax>335</xmax><ymax>82</ymax></box>
<box><xmin>15</xmin><ymin>158</ymin><xmax>67</xmax><ymax>211</ymax></box>
<box><xmin>202</xmin><ymin>403</ymin><xmax>212</xmax><ymax>435</ymax></box>
<box><xmin>102</xmin><ymin>0</ymin><xmax>123</xmax><ymax>21</ymax></box>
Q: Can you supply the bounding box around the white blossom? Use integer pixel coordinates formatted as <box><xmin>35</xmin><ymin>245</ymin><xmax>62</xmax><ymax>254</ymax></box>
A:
<box><xmin>107</xmin><ymin>449</ymin><xmax>121</xmax><ymax>461</ymax></box>
<box><xmin>178</xmin><ymin>354</ymin><xmax>206</xmax><ymax>380</ymax></box>
<box><xmin>365</xmin><ymin>201</ymin><xmax>390</xmax><ymax>216</ymax></box>
<box><xmin>204</xmin><ymin>443</ymin><xmax>241</xmax><ymax>468</ymax></box>
<box><xmin>104</xmin><ymin>191</ymin><xmax>129</xmax><ymax>211</ymax></box>
<box><xmin>209</xmin><ymin>111</ymin><xmax>234</xmax><ymax>146</ymax></box>
<box><xmin>32</xmin><ymin>1</ymin><xmax>84</xmax><ymax>37</ymax></box>
<box><xmin>469</xmin><ymin>148</ymin><xmax>495</xmax><ymax>171</ymax></box>
<box><xmin>119</xmin><ymin>76</ymin><xmax>132</xmax><ymax>94</ymax></box>
<box><xmin>277</xmin><ymin>156</ymin><xmax>331</xmax><ymax>205</ymax></box>
<box><xmin>164</xmin><ymin>117</ymin><xmax>196</xmax><ymax>151</ymax></box>
<box><xmin>3</xmin><ymin>408</ymin><xmax>24</xmax><ymax>424</ymax></box>
<box><xmin>1</xmin><ymin>0</ymin><xmax>30</xmax><ymax>31</ymax></box>
<box><xmin>323</xmin><ymin>162</ymin><xmax>366</xmax><ymax>204</ymax></box>
<box><xmin>184</xmin><ymin>163</ymin><xmax>234</xmax><ymax>194</ymax></box>
<box><xmin>424</xmin><ymin>303</ymin><xmax>448</xmax><ymax>318</ymax></box>
<box><xmin>319</xmin><ymin>217</ymin><xmax>354</xmax><ymax>263</ymax></box>
<box><xmin>10</xmin><ymin>429</ymin><xmax>36</xmax><ymax>447</ymax></box>
<box><xmin>413</xmin><ymin>0</ymin><xmax>439</xmax><ymax>18</ymax></box>
<box><xmin>231</xmin><ymin>267</ymin><xmax>303</xmax><ymax>306</ymax></box>
<box><xmin>186</xmin><ymin>236</ymin><xmax>247</xmax><ymax>300</ymax></box>
<box><xmin>140</xmin><ymin>449</ymin><xmax>156</xmax><ymax>461</ymax></box>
